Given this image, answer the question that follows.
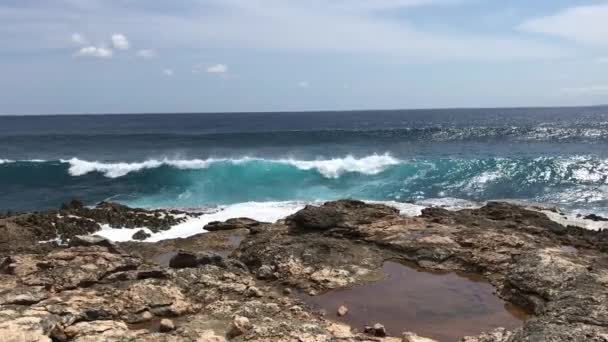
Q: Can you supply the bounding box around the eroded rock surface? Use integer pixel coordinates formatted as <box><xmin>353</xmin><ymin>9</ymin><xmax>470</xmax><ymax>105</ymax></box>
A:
<box><xmin>1</xmin><ymin>199</ymin><xmax>607</xmax><ymax>341</ymax></box>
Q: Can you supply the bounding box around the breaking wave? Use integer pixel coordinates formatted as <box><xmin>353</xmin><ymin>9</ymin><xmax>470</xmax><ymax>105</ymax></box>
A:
<box><xmin>1</xmin><ymin>154</ymin><xmax>608</xmax><ymax>213</ymax></box>
<box><xmin>60</xmin><ymin>154</ymin><xmax>401</xmax><ymax>179</ymax></box>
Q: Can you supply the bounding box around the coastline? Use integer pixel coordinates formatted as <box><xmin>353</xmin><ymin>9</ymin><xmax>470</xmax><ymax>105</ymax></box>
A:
<box><xmin>1</xmin><ymin>199</ymin><xmax>608</xmax><ymax>341</ymax></box>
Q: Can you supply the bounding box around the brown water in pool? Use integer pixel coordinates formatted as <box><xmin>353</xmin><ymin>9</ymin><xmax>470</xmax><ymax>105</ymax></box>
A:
<box><xmin>297</xmin><ymin>261</ymin><xmax>528</xmax><ymax>341</ymax></box>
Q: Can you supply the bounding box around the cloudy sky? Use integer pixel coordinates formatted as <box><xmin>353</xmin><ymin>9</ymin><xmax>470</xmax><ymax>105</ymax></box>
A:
<box><xmin>1</xmin><ymin>0</ymin><xmax>607</xmax><ymax>114</ymax></box>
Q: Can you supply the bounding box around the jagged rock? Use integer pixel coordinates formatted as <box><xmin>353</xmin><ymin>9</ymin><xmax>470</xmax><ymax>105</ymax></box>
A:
<box><xmin>288</xmin><ymin>199</ymin><xmax>399</xmax><ymax>230</ymax></box>
<box><xmin>132</xmin><ymin>229</ymin><xmax>151</xmax><ymax>241</ymax></box>
<box><xmin>2</xmin><ymin>200</ymin><xmax>608</xmax><ymax>341</ymax></box>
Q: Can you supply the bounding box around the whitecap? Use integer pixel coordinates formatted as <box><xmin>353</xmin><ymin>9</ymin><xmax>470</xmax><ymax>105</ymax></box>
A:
<box><xmin>61</xmin><ymin>154</ymin><xmax>402</xmax><ymax>179</ymax></box>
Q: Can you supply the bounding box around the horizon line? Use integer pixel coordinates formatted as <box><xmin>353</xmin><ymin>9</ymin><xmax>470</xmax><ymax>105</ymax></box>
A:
<box><xmin>1</xmin><ymin>104</ymin><xmax>607</xmax><ymax>117</ymax></box>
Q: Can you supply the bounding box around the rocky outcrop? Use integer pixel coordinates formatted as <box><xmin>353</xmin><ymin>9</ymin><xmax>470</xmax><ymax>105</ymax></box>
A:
<box><xmin>0</xmin><ymin>200</ymin><xmax>199</xmax><ymax>254</ymax></box>
<box><xmin>1</xmin><ymin>200</ymin><xmax>608</xmax><ymax>341</ymax></box>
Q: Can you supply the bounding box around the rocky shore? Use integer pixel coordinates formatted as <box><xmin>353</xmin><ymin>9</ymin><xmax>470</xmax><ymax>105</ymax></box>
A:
<box><xmin>1</xmin><ymin>199</ymin><xmax>607</xmax><ymax>341</ymax></box>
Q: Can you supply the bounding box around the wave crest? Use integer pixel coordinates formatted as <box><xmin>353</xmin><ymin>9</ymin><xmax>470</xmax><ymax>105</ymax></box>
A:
<box><xmin>61</xmin><ymin>154</ymin><xmax>401</xmax><ymax>179</ymax></box>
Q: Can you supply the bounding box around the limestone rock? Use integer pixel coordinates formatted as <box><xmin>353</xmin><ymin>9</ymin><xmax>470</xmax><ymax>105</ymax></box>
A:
<box><xmin>402</xmin><ymin>331</ymin><xmax>438</xmax><ymax>342</ymax></box>
<box><xmin>159</xmin><ymin>318</ymin><xmax>175</xmax><ymax>332</ymax></box>
<box><xmin>228</xmin><ymin>315</ymin><xmax>252</xmax><ymax>338</ymax></box>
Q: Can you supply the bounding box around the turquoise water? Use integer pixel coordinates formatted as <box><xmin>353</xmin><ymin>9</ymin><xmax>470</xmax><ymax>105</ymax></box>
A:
<box><xmin>1</xmin><ymin>107</ymin><xmax>608</xmax><ymax>214</ymax></box>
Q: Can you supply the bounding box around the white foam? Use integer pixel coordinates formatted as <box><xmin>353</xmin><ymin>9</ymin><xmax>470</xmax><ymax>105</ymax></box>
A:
<box><xmin>283</xmin><ymin>154</ymin><xmax>400</xmax><ymax>178</ymax></box>
<box><xmin>94</xmin><ymin>201</ymin><xmax>312</xmax><ymax>242</ymax></box>
<box><xmin>61</xmin><ymin>154</ymin><xmax>401</xmax><ymax>179</ymax></box>
<box><xmin>93</xmin><ymin>198</ymin><xmax>492</xmax><ymax>243</ymax></box>
<box><xmin>414</xmin><ymin>197</ymin><xmax>484</xmax><ymax>211</ymax></box>
<box><xmin>538</xmin><ymin>209</ymin><xmax>608</xmax><ymax>231</ymax></box>
<box><xmin>0</xmin><ymin>159</ymin><xmax>13</xmax><ymax>164</ymax></box>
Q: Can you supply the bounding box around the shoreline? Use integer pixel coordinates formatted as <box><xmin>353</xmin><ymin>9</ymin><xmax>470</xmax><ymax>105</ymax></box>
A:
<box><xmin>1</xmin><ymin>199</ymin><xmax>608</xmax><ymax>340</ymax></box>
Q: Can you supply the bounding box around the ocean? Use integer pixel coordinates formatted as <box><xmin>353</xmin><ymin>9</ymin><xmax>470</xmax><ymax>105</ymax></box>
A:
<box><xmin>2</xmin><ymin>106</ymin><xmax>608</xmax><ymax>219</ymax></box>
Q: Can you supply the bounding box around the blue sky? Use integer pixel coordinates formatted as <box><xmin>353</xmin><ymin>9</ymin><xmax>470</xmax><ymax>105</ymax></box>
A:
<box><xmin>1</xmin><ymin>0</ymin><xmax>607</xmax><ymax>114</ymax></box>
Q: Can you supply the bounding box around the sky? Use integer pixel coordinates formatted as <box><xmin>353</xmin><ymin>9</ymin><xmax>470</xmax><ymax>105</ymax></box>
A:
<box><xmin>0</xmin><ymin>0</ymin><xmax>607</xmax><ymax>114</ymax></box>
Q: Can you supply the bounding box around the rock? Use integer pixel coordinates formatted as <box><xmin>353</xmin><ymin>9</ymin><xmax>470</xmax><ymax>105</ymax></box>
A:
<box><xmin>373</xmin><ymin>323</ymin><xmax>387</xmax><ymax>337</ymax></box>
<box><xmin>204</xmin><ymin>217</ymin><xmax>263</xmax><ymax>231</ymax></box>
<box><xmin>228</xmin><ymin>315</ymin><xmax>252</xmax><ymax>338</ymax></box>
<box><xmin>169</xmin><ymin>251</ymin><xmax>200</xmax><ymax>268</ymax></box>
<box><xmin>159</xmin><ymin>318</ymin><xmax>175</xmax><ymax>332</ymax></box>
<box><xmin>256</xmin><ymin>265</ymin><xmax>275</xmax><ymax>280</ymax></box>
<box><xmin>61</xmin><ymin>199</ymin><xmax>84</xmax><ymax>211</ymax></box>
<box><xmin>132</xmin><ymin>229</ymin><xmax>151</xmax><ymax>241</ymax></box>
<box><xmin>245</xmin><ymin>286</ymin><xmax>263</xmax><ymax>298</ymax></box>
<box><xmin>3</xmin><ymin>199</ymin><xmax>608</xmax><ymax>341</ymax></box>
<box><xmin>337</xmin><ymin>305</ymin><xmax>348</xmax><ymax>316</ymax></box>
<box><xmin>288</xmin><ymin>199</ymin><xmax>399</xmax><ymax>230</ymax></box>
<box><xmin>197</xmin><ymin>252</ymin><xmax>225</xmax><ymax>267</ymax></box>
<box><xmin>584</xmin><ymin>214</ymin><xmax>608</xmax><ymax>222</ymax></box>
<box><xmin>197</xmin><ymin>330</ymin><xmax>227</xmax><ymax>342</ymax></box>
<box><xmin>402</xmin><ymin>331</ymin><xmax>438</xmax><ymax>342</ymax></box>
<box><xmin>0</xmin><ymin>286</ymin><xmax>48</xmax><ymax>305</ymax></box>
<box><xmin>168</xmin><ymin>251</ymin><xmax>226</xmax><ymax>269</ymax></box>
<box><xmin>68</xmin><ymin>235</ymin><xmax>121</xmax><ymax>254</ymax></box>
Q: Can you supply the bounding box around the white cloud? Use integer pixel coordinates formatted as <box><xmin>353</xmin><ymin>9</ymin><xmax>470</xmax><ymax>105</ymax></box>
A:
<box><xmin>324</xmin><ymin>0</ymin><xmax>464</xmax><ymax>12</ymax></box>
<box><xmin>519</xmin><ymin>4</ymin><xmax>608</xmax><ymax>47</ymax></box>
<box><xmin>111</xmin><ymin>33</ymin><xmax>130</xmax><ymax>50</ymax></box>
<box><xmin>1</xmin><ymin>1</ymin><xmax>572</xmax><ymax>61</ymax></box>
<box><xmin>71</xmin><ymin>33</ymin><xmax>87</xmax><ymax>45</ymax></box>
<box><xmin>206</xmin><ymin>64</ymin><xmax>228</xmax><ymax>74</ymax></box>
<box><xmin>163</xmin><ymin>68</ymin><xmax>174</xmax><ymax>76</ymax></box>
<box><xmin>136</xmin><ymin>49</ymin><xmax>157</xmax><ymax>59</ymax></box>
<box><xmin>298</xmin><ymin>81</ymin><xmax>310</xmax><ymax>88</ymax></box>
<box><xmin>75</xmin><ymin>46</ymin><xmax>113</xmax><ymax>58</ymax></box>
<box><xmin>152</xmin><ymin>0</ymin><xmax>568</xmax><ymax>61</ymax></box>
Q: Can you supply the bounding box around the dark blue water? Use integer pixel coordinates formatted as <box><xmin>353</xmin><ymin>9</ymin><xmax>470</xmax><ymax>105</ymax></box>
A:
<box><xmin>2</xmin><ymin>107</ymin><xmax>608</xmax><ymax>214</ymax></box>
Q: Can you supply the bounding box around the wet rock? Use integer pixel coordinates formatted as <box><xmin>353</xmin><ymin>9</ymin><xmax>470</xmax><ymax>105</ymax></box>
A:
<box><xmin>337</xmin><ymin>305</ymin><xmax>348</xmax><ymax>316</ymax></box>
<box><xmin>159</xmin><ymin>318</ymin><xmax>175</xmax><ymax>332</ymax></box>
<box><xmin>204</xmin><ymin>217</ymin><xmax>264</xmax><ymax>231</ymax></box>
<box><xmin>132</xmin><ymin>229</ymin><xmax>151</xmax><ymax>241</ymax></box>
<box><xmin>584</xmin><ymin>214</ymin><xmax>608</xmax><ymax>222</ymax></box>
<box><xmin>61</xmin><ymin>199</ymin><xmax>84</xmax><ymax>211</ymax></box>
